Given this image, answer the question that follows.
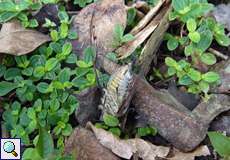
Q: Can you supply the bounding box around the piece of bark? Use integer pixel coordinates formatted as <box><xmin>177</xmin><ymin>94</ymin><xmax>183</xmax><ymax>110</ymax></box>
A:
<box><xmin>166</xmin><ymin>146</ymin><xmax>210</xmax><ymax>160</ymax></box>
<box><xmin>0</xmin><ymin>20</ymin><xmax>50</xmax><ymax>56</ymax></box>
<box><xmin>137</xmin><ymin>4</ymin><xmax>171</xmax><ymax>76</ymax></box>
<box><xmin>130</xmin><ymin>0</ymin><xmax>166</xmax><ymax>35</ymax></box>
<box><xmin>88</xmin><ymin>123</ymin><xmax>170</xmax><ymax>160</ymax></box>
<box><xmin>75</xmin><ymin>87</ymin><xmax>101</xmax><ymax>126</ymax></box>
<box><xmin>71</xmin><ymin>0</ymin><xmax>126</xmax><ymax>57</ymax></box>
<box><xmin>192</xmin><ymin>94</ymin><xmax>230</xmax><ymax>126</ymax></box>
<box><xmin>64</xmin><ymin>127</ymin><xmax>120</xmax><ymax>160</ymax></box>
<box><xmin>116</xmin><ymin>2</ymin><xmax>170</xmax><ymax>59</ymax></box>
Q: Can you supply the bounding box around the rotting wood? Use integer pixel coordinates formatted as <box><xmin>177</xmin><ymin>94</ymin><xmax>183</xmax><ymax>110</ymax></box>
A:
<box><xmin>137</xmin><ymin>4</ymin><xmax>171</xmax><ymax>76</ymax></box>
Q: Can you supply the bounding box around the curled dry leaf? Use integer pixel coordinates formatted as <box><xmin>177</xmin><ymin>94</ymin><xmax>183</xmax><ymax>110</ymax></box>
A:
<box><xmin>71</xmin><ymin>0</ymin><xmax>126</xmax><ymax>57</ymax></box>
<box><xmin>116</xmin><ymin>1</ymin><xmax>170</xmax><ymax>59</ymax></box>
<box><xmin>0</xmin><ymin>20</ymin><xmax>50</xmax><ymax>56</ymax></box>
<box><xmin>64</xmin><ymin>127</ymin><xmax>120</xmax><ymax>160</ymax></box>
<box><xmin>88</xmin><ymin>122</ymin><xmax>170</xmax><ymax>160</ymax></box>
<box><xmin>167</xmin><ymin>146</ymin><xmax>210</xmax><ymax>160</ymax></box>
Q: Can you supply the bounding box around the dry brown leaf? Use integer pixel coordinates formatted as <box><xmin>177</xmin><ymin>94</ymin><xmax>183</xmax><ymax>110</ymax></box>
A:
<box><xmin>116</xmin><ymin>2</ymin><xmax>170</xmax><ymax>60</ymax></box>
<box><xmin>88</xmin><ymin>122</ymin><xmax>170</xmax><ymax>160</ymax></box>
<box><xmin>65</xmin><ymin>127</ymin><xmax>120</xmax><ymax>160</ymax></box>
<box><xmin>167</xmin><ymin>146</ymin><xmax>210</xmax><ymax>160</ymax></box>
<box><xmin>71</xmin><ymin>0</ymin><xmax>126</xmax><ymax>57</ymax></box>
<box><xmin>0</xmin><ymin>20</ymin><xmax>50</xmax><ymax>56</ymax></box>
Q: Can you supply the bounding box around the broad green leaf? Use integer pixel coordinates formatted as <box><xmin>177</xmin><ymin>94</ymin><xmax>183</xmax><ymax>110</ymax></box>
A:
<box><xmin>0</xmin><ymin>81</ymin><xmax>18</xmax><ymax>96</ymax></box>
<box><xmin>114</xmin><ymin>24</ymin><xmax>124</xmax><ymax>42</ymax></box>
<box><xmin>27</xmin><ymin>108</ymin><xmax>36</xmax><ymax>119</ymax></box>
<box><xmin>34</xmin><ymin>66</ymin><xmax>45</xmax><ymax>78</ymax></box>
<box><xmin>50</xmin><ymin>98</ymin><xmax>60</xmax><ymax>112</ymax></box>
<box><xmin>36</xmin><ymin>127</ymin><xmax>54</xmax><ymax>158</ymax></box>
<box><xmin>109</xmin><ymin>127</ymin><xmax>121</xmax><ymax>137</ymax></box>
<box><xmin>60</xmin><ymin>23</ymin><xmax>68</xmax><ymax>39</ymax></box>
<box><xmin>202</xmin><ymin>72</ymin><xmax>220</xmax><ymax>83</ymax></box>
<box><xmin>137</xmin><ymin>127</ymin><xmax>157</xmax><ymax>137</ymax></box>
<box><xmin>83</xmin><ymin>47</ymin><xmax>95</xmax><ymax>63</ymax></box>
<box><xmin>188</xmin><ymin>31</ymin><xmax>200</xmax><ymax>43</ymax></box>
<box><xmin>121</xmin><ymin>34</ymin><xmax>134</xmax><ymax>43</ymax></box>
<box><xmin>165</xmin><ymin>57</ymin><xmax>177</xmax><ymax>67</ymax></box>
<box><xmin>106</xmin><ymin>52</ymin><xmax>118</xmax><ymax>63</ymax></box>
<box><xmin>195</xmin><ymin>27</ymin><xmax>213</xmax><ymax>52</ymax></box>
<box><xmin>22</xmin><ymin>148</ymin><xmax>42</xmax><ymax>160</ymax></box>
<box><xmin>50</xmin><ymin>30</ymin><xmax>59</xmax><ymax>42</ymax></box>
<box><xmin>201</xmin><ymin>53</ymin><xmax>216</xmax><ymax>65</ymax></box>
<box><xmin>0</xmin><ymin>65</ymin><xmax>6</xmax><ymax>77</ymax></box>
<box><xmin>199</xmin><ymin>81</ymin><xmax>209</xmax><ymax>93</ymax></box>
<box><xmin>187</xmin><ymin>18</ymin><xmax>197</xmax><ymax>32</ymax></box>
<box><xmin>62</xmin><ymin>42</ymin><xmax>72</xmax><ymax>56</ymax></box>
<box><xmin>179</xmin><ymin>75</ymin><xmax>193</xmax><ymax>85</ymax></box>
<box><xmin>76</xmin><ymin>60</ymin><xmax>92</xmax><ymax>68</ymax></box>
<box><xmin>62</xmin><ymin>123</ymin><xmax>72</xmax><ymax>136</ymax></box>
<box><xmin>66</xmin><ymin>54</ymin><xmax>77</xmax><ymax>64</ymax></box>
<box><xmin>187</xmin><ymin>68</ymin><xmax>201</xmax><ymax>81</ymax></box>
<box><xmin>167</xmin><ymin>38</ymin><xmax>179</xmax><ymax>51</ymax></box>
<box><xmin>208</xmin><ymin>132</ymin><xmax>230</xmax><ymax>157</ymax></box>
<box><xmin>4</xmin><ymin>68</ymin><xmax>21</xmax><ymax>80</ymax></box>
<box><xmin>37</xmin><ymin>82</ymin><xmax>49</xmax><ymax>93</ymax></box>
<box><xmin>103</xmin><ymin>114</ymin><xmax>119</xmax><ymax>127</ymax></box>
<box><xmin>127</xmin><ymin>8</ymin><xmax>136</xmax><ymax>26</ymax></box>
<box><xmin>172</xmin><ymin>0</ymin><xmax>190</xmax><ymax>13</ymax></box>
<box><xmin>68</xmin><ymin>31</ymin><xmax>78</xmax><ymax>39</ymax></box>
<box><xmin>58</xmin><ymin>68</ymin><xmax>71</xmax><ymax>83</ymax></box>
<box><xmin>0</xmin><ymin>12</ymin><xmax>18</xmax><ymax>23</ymax></box>
<box><xmin>184</xmin><ymin>44</ymin><xmax>194</xmax><ymax>56</ymax></box>
<box><xmin>22</xmin><ymin>67</ymin><xmax>33</xmax><ymax>76</ymax></box>
<box><xmin>167</xmin><ymin>67</ymin><xmax>176</xmax><ymax>76</ymax></box>
<box><xmin>45</xmin><ymin>58</ymin><xmax>58</xmax><ymax>71</ymax></box>
<box><xmin>215</xmin><ymin>34</ymin><xmax>230</xmax><ymax>47</ymax></box>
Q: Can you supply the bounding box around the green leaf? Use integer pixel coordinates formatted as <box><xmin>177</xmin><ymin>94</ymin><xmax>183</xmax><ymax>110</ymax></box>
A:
<box><xmin>22</xmin><ymin>67</ymin><xmax>33</xmax><ymax>76</ymax></box>
<box><xmin>62</xmin><ymin>123</ymin><xmax>73</xmax><ymax>136</ymax></box>
<box><xmin>34</xmin><ymin>66</ymin><xmax>45</xmax><ymax>78</ymax></box>
<box><xmin>109</xmin><ymin>127</ymin><xmax>121</xmax><ymax>137</ymax></box>
<box><xmin>187</xmin><ymin>68</ymin><xmax>201</xmax><ymax>82</ymax></box>
<box><xmin>165</xmin><ymin>57</ymin><xmax>177</xmax><ymax>67</ymax></box>
<box><xmin>37</xmin><ymin>82</ymin><xmax>49</xmax><ymax>93</ymax></box>
<box><xmin>103</xmin><ymin>114</ymin><xmax>119</xmax><ymax>127</ymax></box>
<box><xmin>68</xmin><ymin>31</ymin><xmax>78</xmax><ymax>39</ymax></box>
<box><xmin>62</xmin><ymin>42</ymin><xmax>72</xmax><ymax>56</ymax></box>
<box><xmin>195</xmin><ymin>28</ymin><xmax>213</xmax><ymax>52</ymax></box>
<box><xmin>167</xmin><ymin>67</ymin><xmax>176</xmax><ymax>76</ymax></box>
<box><xmin>58</xmin><ymin>68</ymin><xmax>71</xmax><ymax>83</ymax></box>
<box><xmin>29</xmin><ymin>19</ymin><xmax>38</xmax><ymax>28</ymax></box>
<box><xmin>22</xmin><ymin>148</ymin><xmax>42</xmax><ymax>160</ymax></box>
<box><xmin>4</xmin><ymin>68</ymin><xmax>21</xmax><ymax>80</ymax></box>
<box><xmin>199</xmin><ymin>81</ymin><xmax>209</xmax><ymax>93</ymax></box>
<box><xmin>137</xmin><ymin>127</ymin><xmax>157</xmax><ymax>137</ymax></box>
<box><xmin>106</xmin><ymin>52</ymin><xmax>118</xmax><ymax>63</ymax></box>
<box><xmin>187</xmin><ymin>18</ymin><xmax>197</xmax><ymax>32</ymax></box>
<box><xmin>188</xmin><ymin>31</ymin><xmax>200</xmax><ymax>43</ymax></box>
<box><xmin>215</xmin><ymin>34</ymin><xmax>230</xmax><ymax>47</ymax></box>
<box><xmin>60</xmin><ymin>23</ymin><xmax>68</xmax><ymax>39</ymax></box>
<box><xmin>45</xmin><ymin>58</ymin><xmax>58</xmax><ymax>71</ymax></box>
<box><xmin>114</xmin><ymin>24</ymin><xmax>124</xmax><ymax>42</ymax></box>
<box><xmin>167</xmin><ymin>38</ymin><xmax>179</xmax><ymax>51</ymax></box>
<box><xmin>179</xmin><ymin>75</ymin><xmax>193</xmax><ymax>85</ymax></box>
<box><xmin>76</xmin><ymin>60</ymin><xmax>92</xmax><ymax>68</ymax></box>
<box><xmin>0</xmin><ymin>81</ymin><xmax>18</xmax><ymax>96</ymax></box>
<box><xmin>0</xmin><ymin>12</ymin><xmax>18</xmax><ymax>23</ymax></box>
<box><xmin>127</xmin><ymin>8</ymin><xmax>136</xmax><ymax>26</ymax></box>
<box><xmin>172</xmin><ymin>0</ymin><xmax>190</xmax><ymax>13</ymax></box>
<box><xmin>0</xmin><ymin>64</ymin><xmax>6</xmax><ymax>77</ymax></box>
<box><xmin>202</xmin><ymin>72</ymin><xmax>220</xmax><ymax>83</ymax></box>
<box><xmin>201</xmin><ymin>53</ymin><xmax>216</xmax><ymax>65</ymax></box>
<box><xmin>27</xmin><ymin>108</ymin><xmax>36</xmax><ymax>119</ymax></box>
<box><xmin>83</xmin><ymin>47</ymin><xmax>96</xmax><ymax>63</ymax></box>
<box><xmin>50</xmin><ymin>98</ymin><xmax>60</xmax><ymax>112</ymax></box>
<box><xmin>50</xmin><ymin>30</ymin><xmax>59</xmax><ymax>42</ymax></box>
<box><xmin>121</xmin><ymin>34</ymin><xmax>134</xmax><ymax>43</ymax></box>
<box><xmin>208</xmin><ymin>132</ymin><xmax>230</xmax><ymax>157</ymax></box>
<box><xmin>65</xmin><ymin>54</ymin><xmax>77</xmax><ymax>64</ymax></box>
<box><xmin>36</xmin><ymin>127</ymin><xmax>54</xmax><ymax>158</ymax></box>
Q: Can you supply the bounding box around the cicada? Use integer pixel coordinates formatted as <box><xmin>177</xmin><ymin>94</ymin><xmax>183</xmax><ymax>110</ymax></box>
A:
<box><xmin>99</xmin><ymin>63</ymin><xmax>134</xmax><ymax>117</ymax></box>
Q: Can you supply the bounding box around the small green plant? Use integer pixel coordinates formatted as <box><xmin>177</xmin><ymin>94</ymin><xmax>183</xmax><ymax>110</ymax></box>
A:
<box><xmin>95</xmin><ymin>114</ymin><xmax>122</xmax><ymax>137</ymax></box>
<box><xmin>164</xmin><ymin>0</ymin><xmax>230</xmax><ymax>97</ymax></box>
<box><xmin>165</xmin><ymin>57</ymin><xmax>220</xmax><ymax>96</ymax></box>
<box><xmin>136</xmin><ymin>126</ymin><xmax>157</xmax><ymax>137</ymax></box>
<box><xmin>113</xmin><ymin>24</ymin><xmax>135</xmax><ymax>48</ymax></box>
<box><xmin>0</xmin><ymin>9</ymin><xmax>95</xmax><ymax>160</ymax></box>
<box><xmin>208</xmin><ymin>132</ymin><xmax>230</xmax><ymax>160</ymax></box>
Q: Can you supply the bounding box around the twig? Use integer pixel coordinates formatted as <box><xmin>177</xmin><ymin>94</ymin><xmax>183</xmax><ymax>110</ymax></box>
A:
<box><xmin>208</xmin><ymin>48</ymin><xmax>229</xmax><ymax>60</ymax></box>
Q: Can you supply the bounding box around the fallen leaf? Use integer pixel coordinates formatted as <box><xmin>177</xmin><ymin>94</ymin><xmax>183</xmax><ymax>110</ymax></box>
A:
<box><xmin>116</xmin><ymin>2</ymin><xmax>170</xmax><ymax>59</ymax></box>
<box><xmin>88</xmin><ymin>122</ymin><xmax>170</xmax><ymax>160</ymax></box>
<box><xmin>70</xmin><ymin>0</ymin><xmax>126</xmax><ymax>57</ymax></box>
<box><xmin>167</xmin><ymin>146</ymin><xmax>210</xmax><ymax>160</ymax></box>
<box><xmin>65</xmin><ymin>127</ymin><xmax>120</xmax><ymax>160</ymax></box>
<box><xmin>0</xmin><ymin>20</ymin><xmax>50</xmax><ymax>56</ymax></box>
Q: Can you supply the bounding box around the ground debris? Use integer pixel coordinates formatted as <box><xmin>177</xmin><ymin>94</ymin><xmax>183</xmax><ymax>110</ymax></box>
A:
<box><xmin>0</xmin><ymin>20</ymin><xmax>50</xmax><ymax>56</ymax></box>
